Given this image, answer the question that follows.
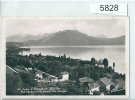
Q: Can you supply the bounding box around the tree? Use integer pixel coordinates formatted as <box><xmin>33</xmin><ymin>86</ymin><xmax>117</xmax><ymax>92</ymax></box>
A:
<box><xmin>113</xmin><ymin>62</ymin><xmax>115</xmax><ymax>71</ymax></box>
<box><xmin>66</xmin><ymin>85</ymin><xmax>78</xmax><ymax>95</ymax></box>
<box><xmin>63</xmin><ymin>54</ymin><xmax>66</xmax><ymax>58</ymax></box>
<box><xmin>29</xmin><ymin>59</ymin><xmax>34</xmax><ymax>69</ymax></box>
<box><xmin>6</xmin><ymin>57</ymin><xmax>18</xmax><ymax>68</ymax></box>
<box><xmin>93</xmin><ymin>91</ymin><xmax>101</xmax><ymax>95</ymax></box>
<box><xmin>91</xmin><ymin>57</ymin><xmax>96</xmax><ymax>66</ymax></box>
<box><xmin>39</xmin><ymin>53</ymin><xmax>42</xmax><ymax>57</ymax></box>
<box><xmin>103</xmin><ymin>58</ymin><xmax>109</xmax><ymax>68</ymax></box>
<box><xmin>6</xmin><ymin>72</ymin><xmax>23</xmax><ymax>95</ymax></box>
<box><xmin>99</xmin><ymin>86</ymin><xmax>107</xmax><ymax>93</ymax></box>
<box><xmin>83</xmin><ymin>82</ymin><xmax>89</xmax><ymax>95</ymax></box>
<box><xmin>74</xmin><ymin>79</ymin><xmax>80</xmax><ymax>88</ymax></box>
<box><xmin>78</xmin><ymin>87</ymin><xmax>84</xmax><ymax>95</ymax></box>
<box><xmin>19</xmin><ymin>72</ymin><xmax>37</xmax><ymax>87</ymax></box>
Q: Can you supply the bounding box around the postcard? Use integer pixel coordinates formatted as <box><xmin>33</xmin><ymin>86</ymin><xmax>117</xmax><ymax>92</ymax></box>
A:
<box><xmin>1</xmin><ymin>17</ymin><xmax>129</xmax><ymax>98</ymax></box>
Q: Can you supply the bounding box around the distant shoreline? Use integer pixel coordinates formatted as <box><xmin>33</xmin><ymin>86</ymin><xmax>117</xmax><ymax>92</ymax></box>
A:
<box><xmin>20</xmin><ymin>45</ymin><xmax>125</xmax><ymax>49</ymax></box>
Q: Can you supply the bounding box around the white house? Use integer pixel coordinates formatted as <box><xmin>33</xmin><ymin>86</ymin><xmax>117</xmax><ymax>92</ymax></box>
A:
<box><xmin>88</xmin><ymin>82</ymin><xmax>100</xmax><ymax>95</ymax></box>
<box><xmin>59</xmin><ymin>71</ymin><xmax>69</xmax><ymax>81</ymax></box>
<box><xmin>28</xmin><ymin>67</ymin><xmax>33</xmax><ymax>71</ymax></box>
<box><xmin>35</xmin><ymin>69</ymin><xmax>44</xmax><ymax>79</ymax></box>
<box><xmin>25</xmin><ymin>67</ymin><xmax>33</xmax><ymax>71</ymax></box>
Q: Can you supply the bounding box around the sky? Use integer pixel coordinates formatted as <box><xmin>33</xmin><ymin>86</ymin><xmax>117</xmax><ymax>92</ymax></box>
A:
<box><xmin>5</xmin><ymin>17</ymin><xmax>127</xmax><ymax>38</ymax></box>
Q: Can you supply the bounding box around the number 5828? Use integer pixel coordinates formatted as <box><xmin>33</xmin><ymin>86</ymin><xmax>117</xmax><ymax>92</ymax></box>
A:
<box><xmin>100</xmin><ymin>4</ymin><xmax>118</xmax><ymax>11</ymax></box>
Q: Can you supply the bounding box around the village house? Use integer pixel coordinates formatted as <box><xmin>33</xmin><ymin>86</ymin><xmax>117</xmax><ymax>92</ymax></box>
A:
<box><xmin>79</xmin><ymin>77</ymin><xmax>95</xmax><ymax>85</ymax></box>
<box><xmin>98</xmin><ymin>77</ymin><xmax>114</xmax><ymax>91</ymax></box>
<box><xmin>34</xmin><ymin>68</ymin><xmax>61</xmax><ymax>82</ymax></box>
<box><xmin>88</xmin><ymin>82</ymin><xmax>100</xmax><ymax>95</ymax></box>
<box><xmin>111</xmin><ymin>79</ymin><xmax>125</xmax><ymax>93</ymax></box>
<box><xmin>24</xmin><ymin>67</ymin><xmax>33</xmax><ymax>71</ymax></box>
<box><xmin>34</xmin><ymin>69</ymin><xmax>45</xmax><ymax>79</ymax></box>
<box><xmin>48</xmin><ymin>76</ymin><xmax>59</xmax><ymax>82</ymax></box>
<box><xmin>59</xmin><ymin>71</ymin><xmax>69</xmax><ymax>81</ymax></box>
<box><xmin>44</xmin><ymin>72</ymin><xmax>59</xmax><ymax>82</ymax></box>
<box><xmin>28</xmin><ymin>67</ymin><xmax>33</xmax><ymax>71</ymax></box>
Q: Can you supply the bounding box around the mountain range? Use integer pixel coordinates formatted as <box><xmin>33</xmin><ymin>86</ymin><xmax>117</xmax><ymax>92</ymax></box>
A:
<box><xmin>7</xmin><ymin>30</ymin><xmax>125</xmax><ymax>46</ymax></box>
<box><xmin>6</xmin><ymin>33</ymin><xmax>50</xmax><ymax>42</ymax></box>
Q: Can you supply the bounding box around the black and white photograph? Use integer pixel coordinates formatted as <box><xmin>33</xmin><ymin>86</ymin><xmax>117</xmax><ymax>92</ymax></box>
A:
<box><xmin>5</xmin><ymin>17</ymin><xmax>129</xmax><ymax>96</ymax></box>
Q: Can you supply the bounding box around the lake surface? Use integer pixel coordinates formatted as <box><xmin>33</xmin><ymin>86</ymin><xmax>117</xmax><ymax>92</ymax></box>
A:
<box><xmin>21</xmin><ymin>45</ymin><xmax>125</xmax><ymax>74</ymax></box>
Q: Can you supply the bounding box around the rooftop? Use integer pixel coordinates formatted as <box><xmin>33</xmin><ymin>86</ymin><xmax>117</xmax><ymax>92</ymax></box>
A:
<box><xmin>88</xmin><ymin>82</ymin><xmax>100</xmax><ymax>89</ymax></box>
<box><xmin>79</xmin><ymin>77</ymin><xmax>95</xmax><ymax>83</ymax></box>
<box><xmin>100</xmin><ymin>77</ymin><xmax>113</xmax><ymax>86</ymax></box>
<box><xmin>61</xmin><ymin>71</ymin><xmax>69</xmax><ymax>75</ymax></box>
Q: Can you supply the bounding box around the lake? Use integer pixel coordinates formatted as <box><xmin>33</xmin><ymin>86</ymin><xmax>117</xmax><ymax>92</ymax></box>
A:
<box><xmin>21</xmin><ymin>45</ymin><xmax>125</xmax><ymax>74</ymax></box>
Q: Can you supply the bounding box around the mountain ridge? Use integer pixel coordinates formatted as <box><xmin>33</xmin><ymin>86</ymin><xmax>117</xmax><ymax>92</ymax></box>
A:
<box><xmin>7</xmin><ymin>30</ymin><xmax>125</xmax><ymax>46</ymax></box>
<box><xmin>24</xmin><ymin>30</ymin><xmax>125</xmax><ymax>46</ymax></box>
